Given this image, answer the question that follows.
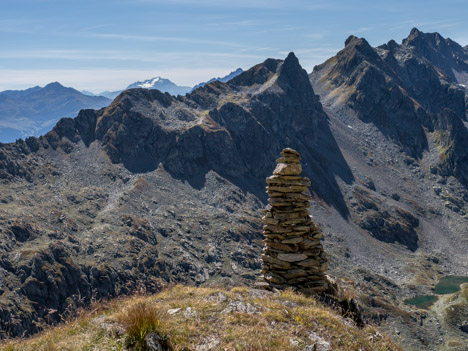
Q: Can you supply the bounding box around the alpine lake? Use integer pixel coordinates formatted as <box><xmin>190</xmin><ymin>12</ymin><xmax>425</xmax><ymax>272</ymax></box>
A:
<box><xmin>404</xmin><ymin>276</ymin><xmax>468</xmax><ymax>309</ymax></box>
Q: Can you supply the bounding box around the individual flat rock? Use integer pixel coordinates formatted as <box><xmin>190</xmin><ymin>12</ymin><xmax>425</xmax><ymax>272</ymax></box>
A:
<box><xmin>254</xmin><ymin>281</ymin><xmax>271</xmax><ymax>289</ymax></box>
<box><xmin>277</xmin><ymin>253</ymin><xmax>308</xmax><ymax>262</ymax></box>
<box><xmin>287</xmin><ymin>277</ymin><xmax>310</xmax><ymax>284</ymax></box>
<box><xmin>301</xmin><ymin>239</ymin><xmax>321</xmax><ymax>249</ymax></box>
<box><xmin>262</xmin><ymin>217</ymin><xmax>280</xmax><ymax>225</ymax></box>
<box><xmin>319</xmin><ymin>262</ymin><xmax>329</xmax><ymax>272</ymax></box>
<box><xmin>279</xmin><ymin>218</ymin><xmax>312</xmax><ymax>226</ymax></box>
<box><xmin>264</xmin><ymin>241</ymin><xmax>299</xmax><ymax>252</ymax></box>
<box><xmin>263</xmin><ymin>225</ymin><xmax>293</xmax><ymax>233</ymax></box>
<box><xmin>272</xmin><ymin>163</ymin><xmax>302</xmax><ymax>176</ymax></box>
<box><xmin>272</xmin><ymin>212</ymin><xmax>306</xmax><ymax>220</ymax></box>
<box><xmin>276</xmin><ymin>157</ymin><xmax>300</xmax><ymax>164</ymax></box>
<box><xmin>261</xmin><ymin>254</ymin><xmax>291</xmax><ymax>269</ymax></box>
<box><xmin>268</xmin><ymin>175</ymin><xmax>306</xmax><ymax>181</ymax></box>
<box><xmin>267</xmin><ymin>184</ymin><xmax>308</xmax><ymax>192</ymax></box>
<box><xmin>281</xmin><ymin>269</ymin><xmax>308</xmax><ymax>279</ymax></box>
<box><xmin>297</xmin><ymin>258</ymin><xmax>320</xmax><ymax>267</ymax></box>
<box><xmin>263</xmin><ymin>233</ymin><xmax>286</xmax><ymax>240</ymax></box>
<box><xmin>264</xmin><ymin>272</ymin><xmax>286</xmax><ymax>284</ymax></box>
<box><xmin>281</xmin><ymin>237</ymin><xmax>304</xmax><ymax>244</ymax></box>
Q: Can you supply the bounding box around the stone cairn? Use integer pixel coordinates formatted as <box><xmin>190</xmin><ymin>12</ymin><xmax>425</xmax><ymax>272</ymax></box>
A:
<box><xmin>257</xmin><ymin>148</ymin><xmax>329</xmax><ymax>294</ymax></box>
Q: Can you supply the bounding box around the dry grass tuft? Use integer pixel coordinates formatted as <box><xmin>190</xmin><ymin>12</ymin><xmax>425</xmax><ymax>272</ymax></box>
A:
<box><xmin>117</xmin><ymin>301</ymin><xmax>164</xmax><ymax>350</ymax></box>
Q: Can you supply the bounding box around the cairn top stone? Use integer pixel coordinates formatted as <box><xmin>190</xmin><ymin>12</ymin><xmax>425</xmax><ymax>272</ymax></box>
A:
<box><xmin>281</xmin><ymin>148</ymin><xmax>300</xmax><ymax>157</ymax></box>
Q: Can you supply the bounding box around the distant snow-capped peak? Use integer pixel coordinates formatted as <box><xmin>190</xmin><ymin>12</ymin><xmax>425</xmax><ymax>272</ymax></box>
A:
<box><xmin>127</xmin><ymin>77</ymin><xmax>170</xmax><ymax>89</ymax></box>
<box><xmin>124</xmin><ymin>76</ymin><xmax>192</xmax><ymax>96</ymax></box>
<box><xmin>137</xmin><ymin>77</ymin><xmax>162</xmax><ymax>88</ymax></box>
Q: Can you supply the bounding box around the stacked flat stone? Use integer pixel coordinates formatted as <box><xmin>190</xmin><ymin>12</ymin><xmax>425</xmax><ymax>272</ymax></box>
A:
<box><xmin>260</xmin><ymin>148</ymin><xmax>329</xmax><ymax>294</ymax></box>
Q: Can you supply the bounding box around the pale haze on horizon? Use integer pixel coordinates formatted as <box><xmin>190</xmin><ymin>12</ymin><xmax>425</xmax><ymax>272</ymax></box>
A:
<box><xmin>1</xmin><ymin>0</ymin><xmax>467</xmax><ymax>93</ymax></box>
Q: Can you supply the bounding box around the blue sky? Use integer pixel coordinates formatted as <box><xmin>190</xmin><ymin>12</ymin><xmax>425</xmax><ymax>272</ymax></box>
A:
<box><xmin>0</xmin><ymin>0</ymin><xmax>467</xmax><ymax>93</ymax></box>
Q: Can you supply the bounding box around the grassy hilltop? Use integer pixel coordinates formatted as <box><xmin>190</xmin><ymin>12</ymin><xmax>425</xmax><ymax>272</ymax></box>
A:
<box><xmin>0</xmin><ymin>285</ymin><xmax>399</xmax><ymax>351</ymax></box>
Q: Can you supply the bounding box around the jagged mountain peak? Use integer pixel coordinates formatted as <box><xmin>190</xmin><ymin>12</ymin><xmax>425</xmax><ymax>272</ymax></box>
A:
<box><xmin>188</xmin><ymin>52</ymin><xmax>316</xmax><ymax>110</ymax></box>
<box><xmin>402</xmin><ymin>28</ymin><xmax>466</xmax><ymax>59</ymax></box>
<box><xmin>408</xmin><ymin>27</ymin><xmax>422</xmax><ymax>38</ymax></box>
<box><xmin>226</xmin><ymin>52</ymin><xmax>307</xmax><ymax>91</ymax></box>
<box><xmin>342</xmin><ymin>35</ymin><xmax>379</xmax><ymax>60</ymax></box>
<box><xmin>378</xmin><ymin>39</ymin><xmax>399</xmax><ymax>52</ymax></box>
<box><xmin>109</xmin><ymin>86</ymin><xmax>174</xmax><ymax>111</ymax></box>
<box><xmin>316</xmin><ymin>34</ymin><xmax>386</xmax><ymax>89</ymax></box>
<box><xmin>276</xmin><ymin>52</ymin><xmax>317</xmax><ymax>97</ymax></box>
<box><xmin>186</xmin><ymin>57</ymin><xmax>283</xmax><ymax>108</ymax></box>
<box><xmin>280</xmin><ymin>51</ymin><xmax>301</xmax><ymax>73</ymax></box>
<box><xmin>404</xmin><ymin>28</ymin><xmax>443</xmax><ymax>51</ymax></box>
<box><xmin>344</xmin><ymin>35</ymin><xmax>358</xmax><ymax>46</ymax></box>
<box><xmin>399</xmin><ymin>28</ymin><xmax>468</xmax><ymax>84</ymax></box>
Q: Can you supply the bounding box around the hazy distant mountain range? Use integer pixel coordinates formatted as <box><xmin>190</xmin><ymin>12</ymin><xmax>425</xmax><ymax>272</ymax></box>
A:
<box><xmin>0</xmin><ymin>70</ymin><xmax>244</xmax><ymax>142</ymax></box>
<box><xmin>96</xmin><ymin>76</ymin><xmax>192</xmax><ymax>100</ymax></box>
<box><xmin>0</xmin><ymin>83</ymin><xmax>111</xmax><ymax>143</ymax></box>
<box><xmin>95</xmin><ymin>70</ymin><xmax>243</xmax><ymax>99</ymax></box>
<box><xmin>190</xmin><ymin>68</ymin><xmax>243</xmax><ymax>92</ymax></box>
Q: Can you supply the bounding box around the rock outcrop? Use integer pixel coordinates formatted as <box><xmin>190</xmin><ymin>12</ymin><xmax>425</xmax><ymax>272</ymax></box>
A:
<box><xmin>259</xmin><ymin>148</ymin><xmax>329</xmax><ymax>294</ymax></box>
